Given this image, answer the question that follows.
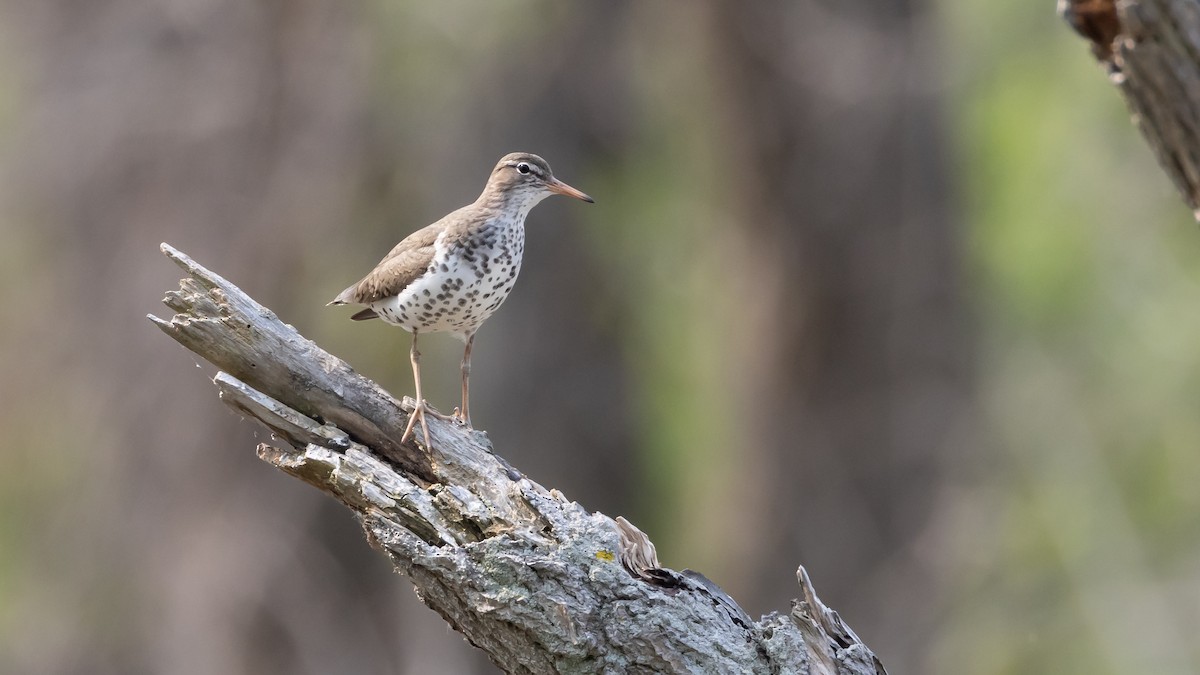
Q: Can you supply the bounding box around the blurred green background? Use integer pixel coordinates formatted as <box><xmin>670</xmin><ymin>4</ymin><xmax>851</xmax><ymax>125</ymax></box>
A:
<box><xmin>2</xmin><ymin>1</ymin><xmax>1198</xmax><ymax>674</ymax></box>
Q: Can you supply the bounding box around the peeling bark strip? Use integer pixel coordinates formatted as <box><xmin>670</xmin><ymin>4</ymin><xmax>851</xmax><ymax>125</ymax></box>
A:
<box><xmin>1060</xmin><ymin>0</ymin><xmax>1200</xmax><ymax>220</ymax></box>
<box><xmin>150</xmin><ymin>243</ymin><xmax>886</xmax><ymax>674</ymax></box>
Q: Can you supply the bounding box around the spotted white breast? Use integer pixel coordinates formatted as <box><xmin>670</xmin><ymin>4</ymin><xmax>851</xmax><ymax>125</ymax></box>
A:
<box><xmin>370</xmin><ymin>217</ymin><xmax>526</xmax><ymax>342</ymax></box>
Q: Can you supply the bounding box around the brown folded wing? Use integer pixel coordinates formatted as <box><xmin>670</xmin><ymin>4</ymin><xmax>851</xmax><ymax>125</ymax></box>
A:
<box><xmin>329</xmin><ymin>221</ymin><xmax>443</xmax><ymax>308</ymax></box>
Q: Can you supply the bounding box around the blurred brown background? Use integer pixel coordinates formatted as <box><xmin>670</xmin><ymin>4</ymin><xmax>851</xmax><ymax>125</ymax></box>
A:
<box><xmin>1</xmin><ymin>1</ymin><xmax>1198</xmax><ymax>674</ymax></box>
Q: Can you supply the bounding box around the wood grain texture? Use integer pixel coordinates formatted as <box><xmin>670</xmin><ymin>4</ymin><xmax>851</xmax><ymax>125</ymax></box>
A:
<box><xmin>150</xmin><ymin>243</ymin><xmax>886</xmax><ymax>674</ymax></box>
<box><xmin>1061</xmin><ymin>0</ymin><xmax>1200</xmax><ymax>219</ymax></box>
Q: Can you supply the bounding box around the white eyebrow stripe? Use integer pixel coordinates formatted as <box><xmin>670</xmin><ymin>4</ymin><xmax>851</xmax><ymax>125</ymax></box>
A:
<box><xmin>505</xmin><ymin>160</ymin><xmax>545</xmax><ymax>177</ymax></box>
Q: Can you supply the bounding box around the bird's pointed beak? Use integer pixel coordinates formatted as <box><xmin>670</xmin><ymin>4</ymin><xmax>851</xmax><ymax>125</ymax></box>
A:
<box><xmin>545</xmin><ymin>177</ymin><xmax>594</xmax><ymax>203</ymax></box>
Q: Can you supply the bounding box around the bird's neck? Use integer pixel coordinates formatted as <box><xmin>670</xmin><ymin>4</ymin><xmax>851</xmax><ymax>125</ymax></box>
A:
<box><xmin>476</xmin><ymin>187</ymin><xmax>548</xmax><ymax>223</ymax></box>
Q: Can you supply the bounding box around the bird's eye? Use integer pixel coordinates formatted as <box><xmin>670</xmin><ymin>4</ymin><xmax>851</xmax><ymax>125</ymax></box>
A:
<box><xmin>516</xmin><ymin>162</ymin><xmax>532</xmax><ymax>175</ymax></box>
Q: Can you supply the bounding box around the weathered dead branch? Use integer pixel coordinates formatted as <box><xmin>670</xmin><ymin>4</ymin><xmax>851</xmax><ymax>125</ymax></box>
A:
<box><xmin>1061</xmin><ymin>0</ymin><xmax>1200</xmax><ymax>219</ymax></box>
<box><xmin>150</xmin><ymin>243</ymin><xmax>885</xmax><ymax>675</ymax></box>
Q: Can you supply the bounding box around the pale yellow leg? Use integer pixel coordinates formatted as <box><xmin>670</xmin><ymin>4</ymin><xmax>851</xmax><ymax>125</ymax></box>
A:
<box><xmin>457</xmin><ymin>332</ymin><xmax>476</xmax><ymax>427</ymax></box>
<box><xmin>400</xmin><ymin>331</ymin><xmax>433</xmax><ymax>448</ymax></box>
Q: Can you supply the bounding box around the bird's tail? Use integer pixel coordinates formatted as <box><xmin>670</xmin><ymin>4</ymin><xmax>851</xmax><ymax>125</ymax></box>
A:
<box><xmin>327</xmin><ymin>282</ymin><xmax>378</xmax><ymax>320</ymax></box>
<box><xmin>327</xmin><ymin>282</ymin><xmax>359</xmax><ymax>307</ymax></box>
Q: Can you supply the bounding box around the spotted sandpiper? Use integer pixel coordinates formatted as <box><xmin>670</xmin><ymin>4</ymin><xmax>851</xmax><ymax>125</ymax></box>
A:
<box><xmin>329</xmin><ymin>152</ymin><xmax>593</xmax><ymax>449</ymax></box>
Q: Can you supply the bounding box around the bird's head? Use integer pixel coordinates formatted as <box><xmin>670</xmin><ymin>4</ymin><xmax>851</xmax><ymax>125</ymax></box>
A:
<box><xmin>484</xmin><ymin>152</ymin><xmax>594</xmax><ymax>207</ymax></box>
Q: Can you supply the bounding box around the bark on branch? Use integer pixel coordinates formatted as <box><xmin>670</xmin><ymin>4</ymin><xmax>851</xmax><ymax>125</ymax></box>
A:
<box><xmin>149</xmin><ymin>243</ymin><xmax>886</xmax><ymax>675</ymax></box>
<box><xmin>1060</xmin><ymin>0</ymin><xmax>1200</xmax><ymax>220</ymax></box>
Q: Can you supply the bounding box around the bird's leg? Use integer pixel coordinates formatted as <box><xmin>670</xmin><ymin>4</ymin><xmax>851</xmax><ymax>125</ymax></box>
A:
<box><xmin>401</xmin><ymin>331</ymin><xmax>433</xmax><ymax>449</ymax></box>
<box><xmin>455</xmin><ymin>332</ymin><xmax>476</xmax><ymax>427</ymax></box>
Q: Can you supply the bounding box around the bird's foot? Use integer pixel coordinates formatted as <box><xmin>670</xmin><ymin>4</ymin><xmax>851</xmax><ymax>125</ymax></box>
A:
<box><xmin>451</xmin><ymin>407</ymin><xmax>473</xmax><ymax>428</ymax></box>
<box><xmin>401</xmin><ymin>398</ymin><xmax>449</xmax><ymax>449</ymax></box>
<box><xmin>424</xmin><ymin>405</ymin><xmax>456</xmax><ymax>422</ymax></box>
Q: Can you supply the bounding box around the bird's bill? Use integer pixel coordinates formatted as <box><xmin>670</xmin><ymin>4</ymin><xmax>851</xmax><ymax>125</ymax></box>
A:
<box><xmin>546</xmin><ymin>177</ymin><xmax>594</xmax><ymax>203</ymax></box>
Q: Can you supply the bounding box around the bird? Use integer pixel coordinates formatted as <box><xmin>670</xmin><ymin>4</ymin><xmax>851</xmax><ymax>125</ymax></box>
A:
<box><xmin>329</xmin><ymin>152</ymin><xmax>593</xmax><ymax>450</ymax></box>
